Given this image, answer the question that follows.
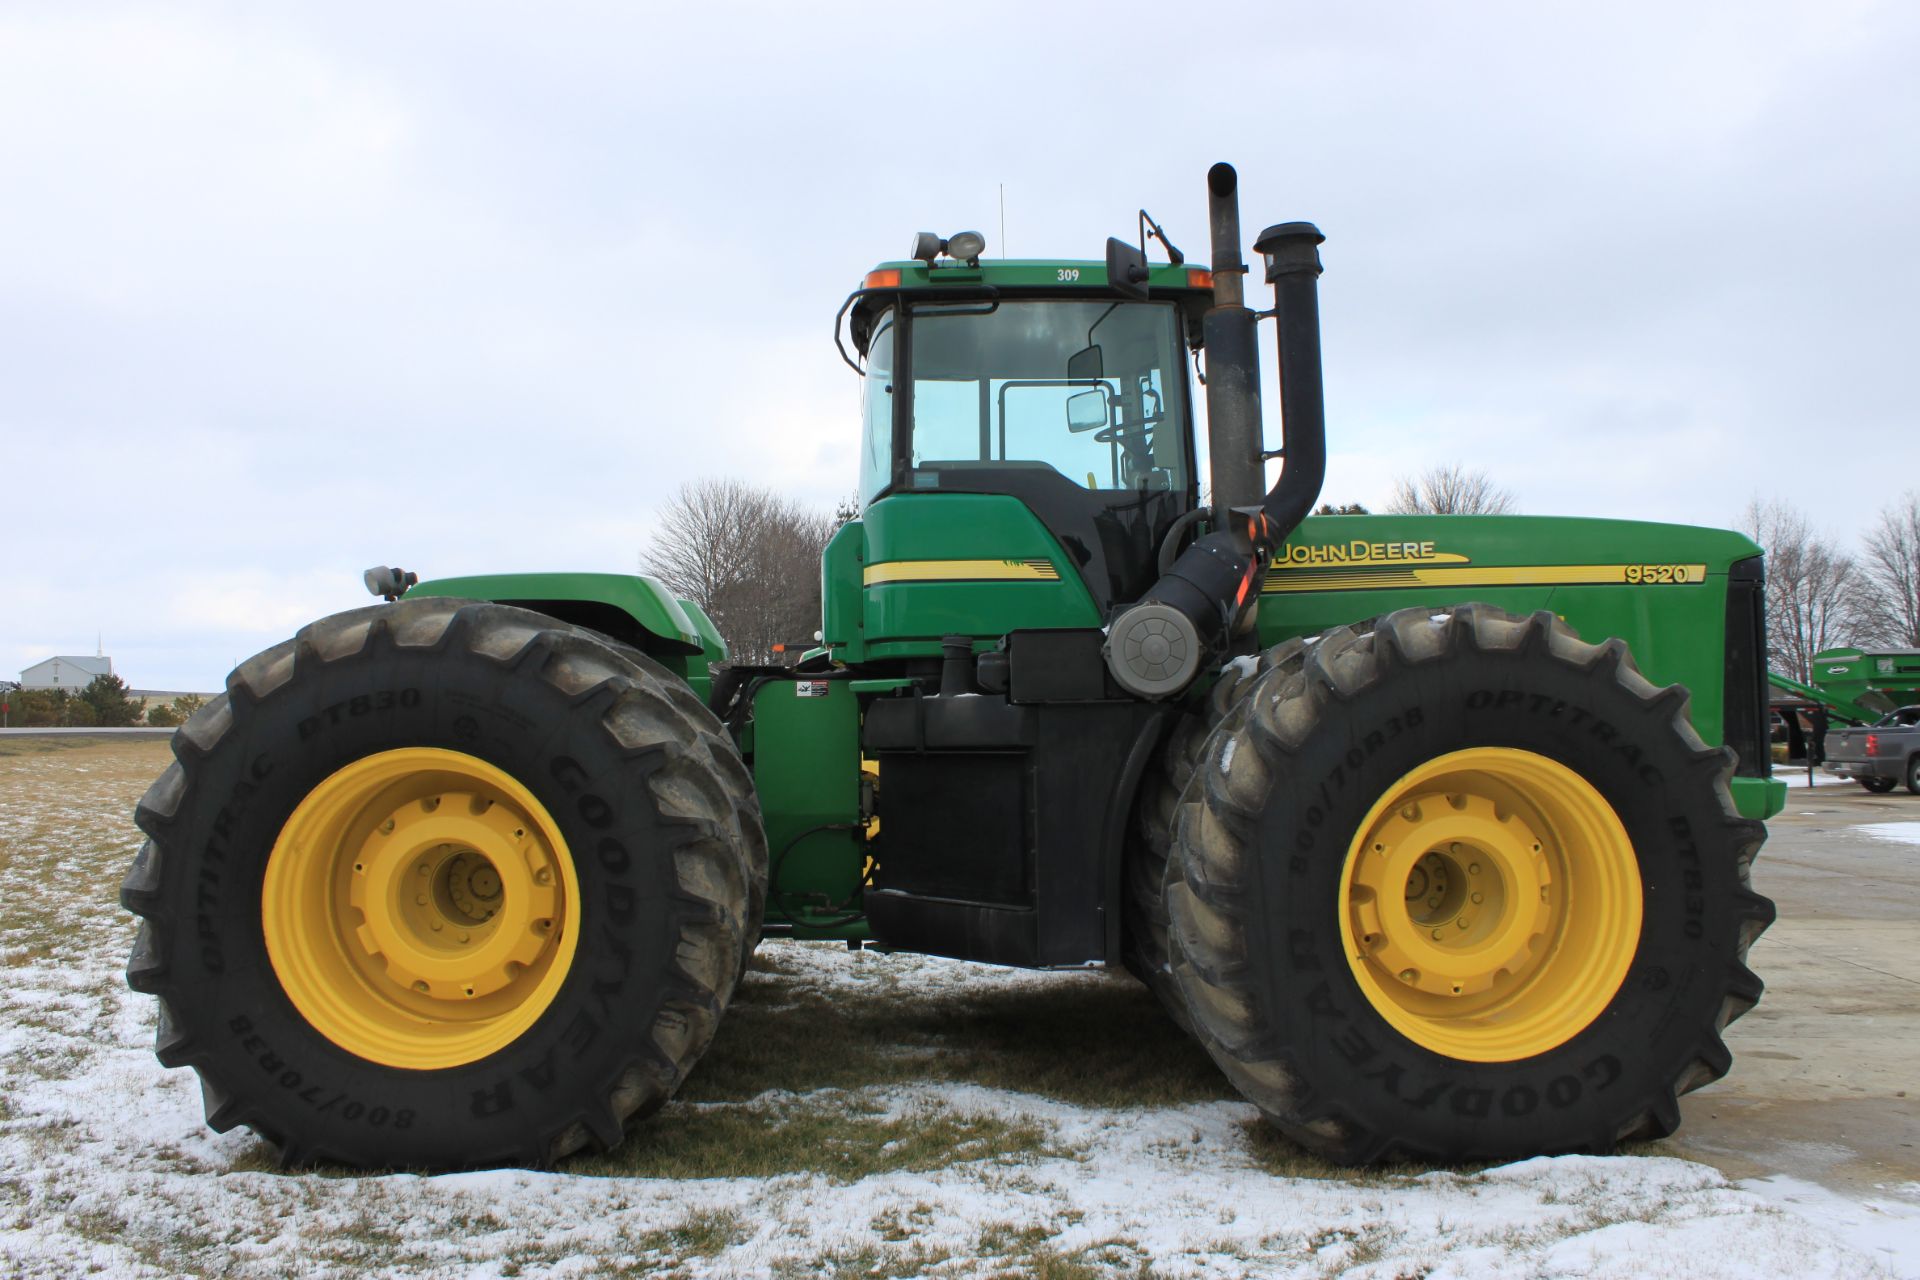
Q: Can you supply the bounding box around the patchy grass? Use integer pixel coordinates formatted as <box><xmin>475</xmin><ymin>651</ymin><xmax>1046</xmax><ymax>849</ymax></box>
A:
<box><xmin>573</xmin><ymin>1097</ymin><xmax>1064</xmax><ymax>1183</ymax></box>
<box><xmin>0</xmin><ymin>733</ymin><xmax>154</xmax><ymax>758</ymax></box>
<box><xmin>1236</xmin><ymin>1119</ymin><xmax>1490</xmax><ymax>1185</ymax></box>
<box><xmin>0</xmin><ymin>736</ymin><xmax>164</xmax><ymax>950</ymax></box>
<box><xmin>685</xmin><ymin>951</ymin><xmax>1234</xmax><ymax>1111</ymax></box>
<box><xmin>632</xmin><ymin>1206</ymin><xmax>748</xmax><ymax>1259</ymax></box>
<box><xmin>771</xmin><ymin>1237</ymin><xmax>959</xmax><ymax>1280</ymax></box>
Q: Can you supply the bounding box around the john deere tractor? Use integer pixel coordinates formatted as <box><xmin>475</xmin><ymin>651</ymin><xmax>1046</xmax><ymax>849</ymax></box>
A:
<box><xmin>122</xmin><ymin>163</ymin><xmax>1780</xmax><ymax>1169</ymax></box>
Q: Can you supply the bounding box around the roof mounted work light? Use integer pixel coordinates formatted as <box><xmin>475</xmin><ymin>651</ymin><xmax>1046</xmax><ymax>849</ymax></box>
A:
<box><xmin>944</xmin><ymin>230</ymin><xmax>985</xmax><ymax>263</ymax></box>
<box><xmin>909</xmin><ymin>230</ymin><xmax>986</xmax><ymax>266</ymax></box>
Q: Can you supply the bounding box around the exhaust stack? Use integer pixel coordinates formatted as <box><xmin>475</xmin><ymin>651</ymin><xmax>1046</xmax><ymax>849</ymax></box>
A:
<box><xmin>1201</xmin><ymin>163</ymin><xmax>1264</xmax><ymax>522</ymax></box>
<box><xmin>1103</xmin><ymin>166</ymin><xmax>1327</xmax><ymax>701</ymax></box>
<box><xmin>1252</xmin><ymin>221</ymin><xmax>1327</xmax><ymax>538</ymax></box>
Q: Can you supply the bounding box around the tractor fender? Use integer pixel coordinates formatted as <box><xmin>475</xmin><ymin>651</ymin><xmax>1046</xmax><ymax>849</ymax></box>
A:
<box><xmin>409</xmin><ymin>572</ymin><xmax>724</xmax><ymax>662</ymax></box>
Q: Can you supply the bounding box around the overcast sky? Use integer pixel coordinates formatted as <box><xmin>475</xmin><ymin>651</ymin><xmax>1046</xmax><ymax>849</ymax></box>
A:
<box><xmin>3</xmin><ymin>1</ymin><xmax>1915</xmax><ymax>690</ymax></box>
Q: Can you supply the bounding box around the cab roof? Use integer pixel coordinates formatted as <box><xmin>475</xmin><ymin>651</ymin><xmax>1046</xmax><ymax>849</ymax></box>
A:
<box><xmin>846</xmin><ymin>258</ymin><xmax>1215</xmax><ymax>360</ymax></box>
<box><xmin>861</xmin><ymin>258</ymin><xmax>1212</xmax><ymax>293</ymax></box>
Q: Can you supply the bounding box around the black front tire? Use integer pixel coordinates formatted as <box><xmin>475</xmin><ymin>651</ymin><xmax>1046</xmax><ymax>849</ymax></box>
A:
<box><xmin>1124</xmin><ymin>648</ymin><xmax>1303</xmax><ymax>1032</ymax></box>
<box><xmin>121</xmin><ymin>599</ymin><xmax>763</xmax><ymax>1169</ymax></box>
<box><xmin>1167</xmin><ymin>605</ymin><xmax>1775</xmax><ymax>1164</ymax></box>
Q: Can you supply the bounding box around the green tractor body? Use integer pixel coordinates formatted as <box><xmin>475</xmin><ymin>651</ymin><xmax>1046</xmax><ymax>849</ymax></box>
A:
<box><xmin>414</xmin><ymin>507</ymin><xmax>1778</xmax><ymax>959</ymax></box>
<box><xmin>124</xmin><ymin>165</ymin><xmax>1779</xmax><ymax>1170</ymax></box>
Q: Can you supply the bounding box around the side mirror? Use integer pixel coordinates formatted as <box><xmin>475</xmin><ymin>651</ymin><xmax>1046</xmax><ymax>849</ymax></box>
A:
<box><xmin>1066</xmin><ymin>388</ymin><xmax>1110</xmax><ymax>432</ymax></box>
<box><xmin>1067</xmin><ymin>344</ymin><xmax>1103</xmax><ymax>382</ymax></box>
<box><xmin>1105</xmin><ymin>238</ymin><xmax>1149</xmax><ymax>301</ymax></box>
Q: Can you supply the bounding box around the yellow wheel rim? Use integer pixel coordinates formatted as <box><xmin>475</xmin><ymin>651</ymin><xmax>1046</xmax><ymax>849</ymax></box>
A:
<box><xmin>1338</xmin><ymin>747</ymin><xmax>1642</xmax><ymax>1062</ymax></box>
<box><xmin>263</xmin><ymin>748</ymin><xmax>581</xmax><ymax>1070</ymax></box>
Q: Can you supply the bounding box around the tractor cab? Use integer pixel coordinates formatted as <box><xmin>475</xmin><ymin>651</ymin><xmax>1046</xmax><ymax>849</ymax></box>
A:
<box><xmin>846</xmin><ymin>255</ymin><xmax>1215</xmax><ymax>614</ymax></box>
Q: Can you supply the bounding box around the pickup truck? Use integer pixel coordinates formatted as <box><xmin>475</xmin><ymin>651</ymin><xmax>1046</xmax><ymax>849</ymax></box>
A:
<box><xmin>1826</xmin><ymin>705</ymin><xmax>1920</xmax><ymax>793</ymax></box>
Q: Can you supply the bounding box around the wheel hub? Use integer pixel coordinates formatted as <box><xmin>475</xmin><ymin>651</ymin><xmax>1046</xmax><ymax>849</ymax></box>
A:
<box><xmin>346</xmin><ymin>788</ymin><xmax>561</xmax><ymax>1003</ymax></box>
<box><xmin>1338</xmin><ymin>747</ymin><xmax>1643</xmax><ymax>1062</ymax></box>
<box><xmin>1349</xmin><ymin>791</ymin><xmax>1553</xmax><ymax>1000</ymax></box>
<box><xmin>262</xmin><ymin>749</ymin><xmax>580</xmax><ymax>1069</ymax></box>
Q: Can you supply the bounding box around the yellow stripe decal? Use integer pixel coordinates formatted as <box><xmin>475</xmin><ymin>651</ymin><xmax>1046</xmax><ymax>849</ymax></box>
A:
<box><xmin>1262</xmin><ymin>564</ymin><xmax>1708</xmax><ymax>594</ymax></box>
<box><xmin>864</xmin><ymin>558</ymin><xmax>1062</xmax><ymax>586</ymax></box>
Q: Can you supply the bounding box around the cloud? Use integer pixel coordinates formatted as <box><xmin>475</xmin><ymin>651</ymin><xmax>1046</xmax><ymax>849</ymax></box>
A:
<box><xmin>3</xmin><ymin>0</ymin><xmax>1916</xmax><ymax>687</ymax></box>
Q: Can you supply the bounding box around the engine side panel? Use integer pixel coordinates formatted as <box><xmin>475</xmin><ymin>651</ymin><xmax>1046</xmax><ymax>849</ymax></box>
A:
<box><xmin>1257</xmin><ymin>515</ymin><xmax>1783</xmax><ymax>819</ymax></box>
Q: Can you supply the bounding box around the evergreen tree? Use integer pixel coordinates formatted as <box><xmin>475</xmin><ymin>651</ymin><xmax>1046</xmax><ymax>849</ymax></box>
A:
<box><xmin>80</xmin><ymin>674</ymin><xmax>145</xmax><ymax>727</ymax></box>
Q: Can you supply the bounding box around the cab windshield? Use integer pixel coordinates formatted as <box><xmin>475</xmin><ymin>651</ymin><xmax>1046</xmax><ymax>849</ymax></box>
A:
<box><xmin>859</xmin><ymin>299</ymin><xmax>1191</xmax><ymax>501</ymax></box>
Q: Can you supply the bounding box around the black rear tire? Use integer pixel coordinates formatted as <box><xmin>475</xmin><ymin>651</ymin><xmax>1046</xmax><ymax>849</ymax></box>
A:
<box><xmin>1167</xmin><ymin>605</ymin><xmax>1774</xmax><ymax>1164</ymax></box>
<box><xmin>121</xmin><ymin>599</ymin><xmax>762</xmax><ymax>1169</ymax></box>
<box><xmin>1861</xmin><ymin>776</ymin><xmax>1897</xmax><ymax>794</ymax></box>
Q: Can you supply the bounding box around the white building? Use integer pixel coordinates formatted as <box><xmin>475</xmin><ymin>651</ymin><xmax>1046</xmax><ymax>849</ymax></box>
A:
<box><xmin>19</xmin><ymin>655</ymin><xmax>113</xmax><ymax>691</ymax></box>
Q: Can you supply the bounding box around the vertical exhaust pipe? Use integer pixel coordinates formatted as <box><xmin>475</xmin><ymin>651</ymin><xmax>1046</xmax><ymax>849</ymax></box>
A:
<box><xmin>1253</xmin><ymin>222</ymin><xmax>1327</xmax><ymax>537</ymax></box>
<box><xmin>1202</xmin><ymin>163</ymin><xmax>1264</xmax><ymax>522</ymax></box>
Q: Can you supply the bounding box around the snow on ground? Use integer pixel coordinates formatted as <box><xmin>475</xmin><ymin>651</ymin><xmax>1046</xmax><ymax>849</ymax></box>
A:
<box><xmin>1782</xmin><ymin>769</ymin><xmax>1873</xmax><ymax>790</ymax></box>
<box><xmin>1859</xmin><ymin>822</ymin><xmax>1920</xmax><ymax>848</ymax></box>
<box><xmin>2</xmin><ymin>739</ymin><xmax>1915</xmax><ymax>1278</ymax></box>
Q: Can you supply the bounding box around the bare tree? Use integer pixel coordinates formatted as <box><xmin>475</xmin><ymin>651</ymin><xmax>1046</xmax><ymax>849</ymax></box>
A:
<box><xmin>1854</xmin><ymin>492</ymin><xmax>1920</xmax><ymax>648</ymax></box>
<box><xmin>1741</xmin><ymin>497</ymin><xmax>1862</xmax><ymax>683</ymax></box>
<box><xmin>1386</xmin><ymin>464</ymin><xmax>1517</xmax><ymax>515</ymax></box>
<box><xmin>642</xmin><ymin>478</ymin><xmax>840</xmax><ymax>666</ymax></box>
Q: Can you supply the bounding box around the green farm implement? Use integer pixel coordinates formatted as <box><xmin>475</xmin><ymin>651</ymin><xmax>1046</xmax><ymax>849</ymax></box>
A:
<box><xmin>122</xmin><ymin>164</ymin><xmax>1780</xmax><ymax>1169</ymax></box>
<box><xmin>1781</xmin><ymin>647</ymin><xmax>1920</xmax><ymax>722</ymax></box>
<box><xmin>1767</xmin><ymin>669</ymin><xmax>1885</xmax><ymax>728</ymax></box>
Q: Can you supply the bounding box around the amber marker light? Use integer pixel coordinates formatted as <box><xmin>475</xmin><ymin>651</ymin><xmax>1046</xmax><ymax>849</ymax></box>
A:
<box><xmin>1186</xmin><ymin>268</ymin><xmax>1214</xmax><ymax>290</ymax></box>
<box><xmin>864</xmin><ymin>269</ymin><xmax>901</xmax><ymax>289</ymax></box>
